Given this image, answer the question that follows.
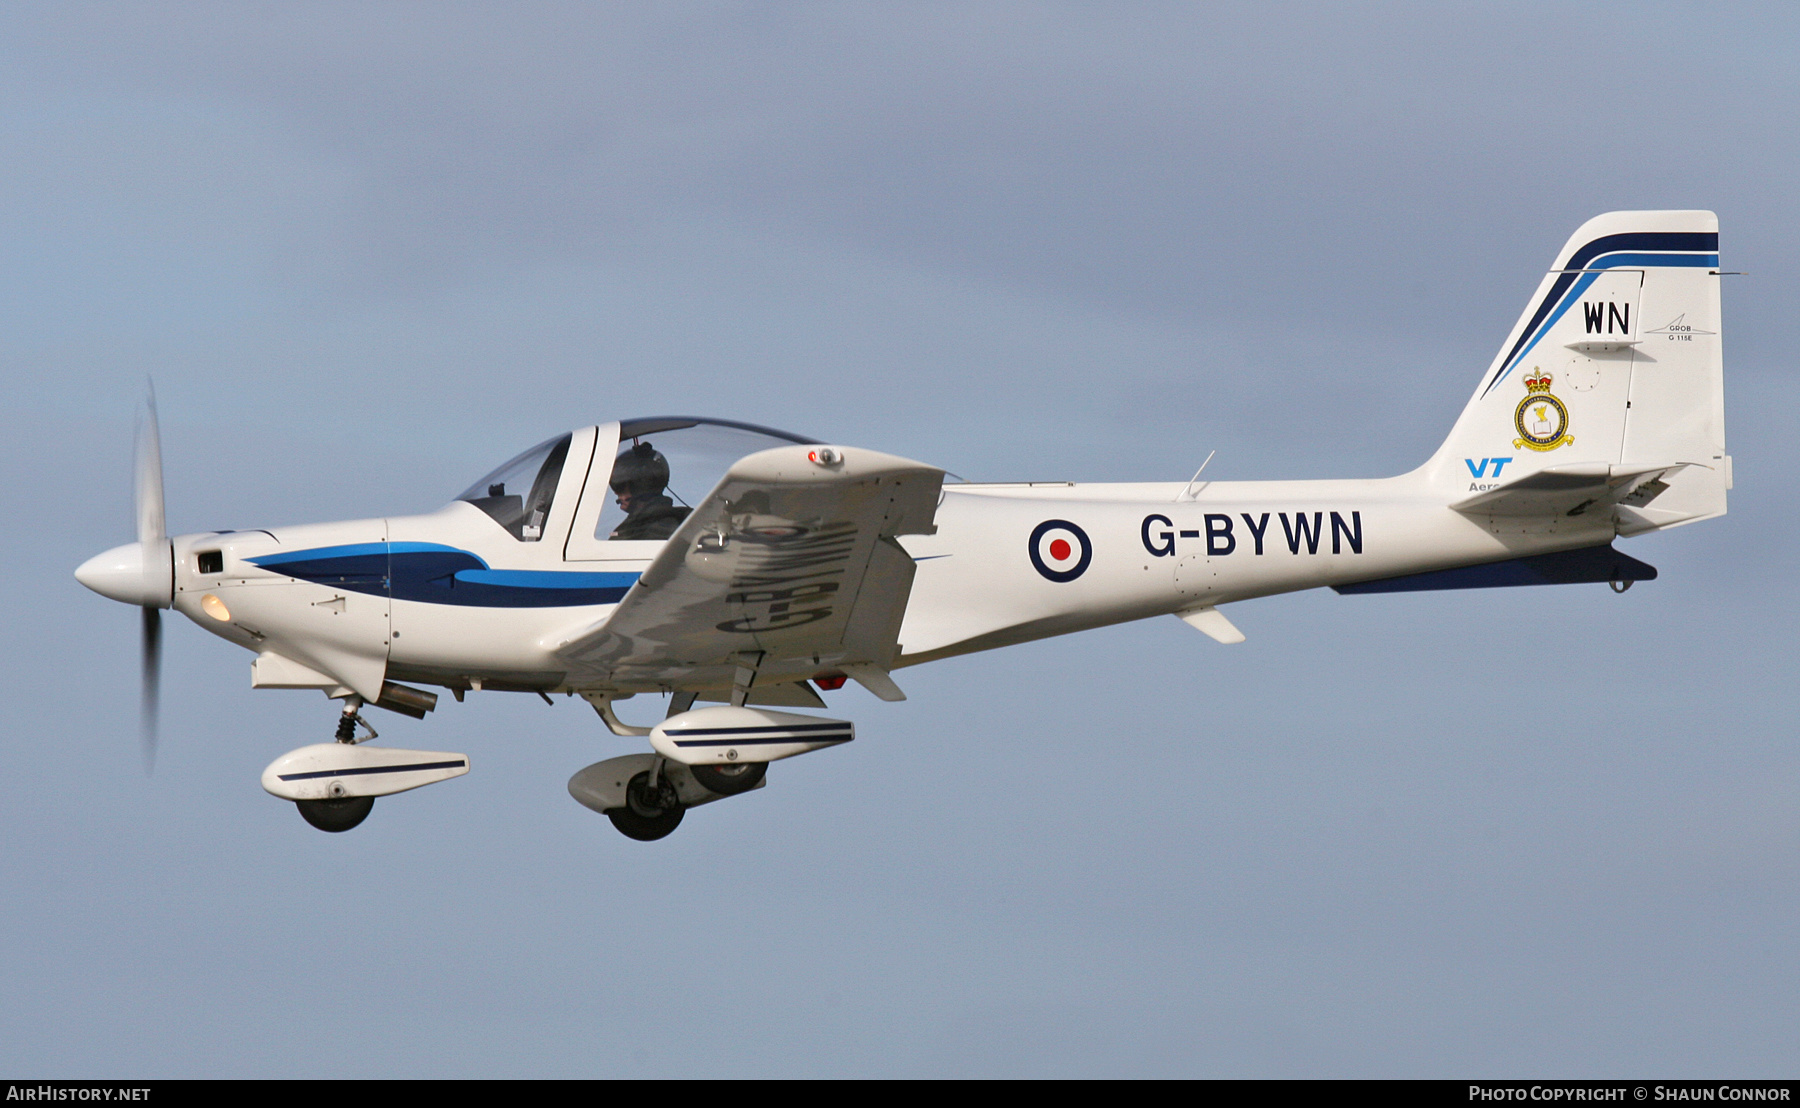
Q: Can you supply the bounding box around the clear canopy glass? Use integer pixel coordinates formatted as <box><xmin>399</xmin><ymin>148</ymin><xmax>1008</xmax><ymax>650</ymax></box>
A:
<box><xmin>456</xmin><ymin>433</ymin><xmax>573</xmax><ymax>541</ymax></box>
<box><xmin>595</xmin><ymin>417</ymin><xmax>817</xmax><ymax>542</ymax></box>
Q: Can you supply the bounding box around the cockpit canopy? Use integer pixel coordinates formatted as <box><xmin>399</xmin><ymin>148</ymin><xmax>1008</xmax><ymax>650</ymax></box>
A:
<box><xmin>456</xmin><ymin>433</ymin><xmax>572</xmax><ymax>541</ymax></box>
<box><xmin>457</xmin><ymin>417</ymin><xmax>818</xmax><ymax>543</ymax></box>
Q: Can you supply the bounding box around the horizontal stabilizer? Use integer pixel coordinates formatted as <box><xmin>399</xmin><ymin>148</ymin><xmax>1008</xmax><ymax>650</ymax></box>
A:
<box><xmin>1334</xmin><ymin>544</ymin><xmax>1656</xmax><ymax>595</ymax></box>
<box><xmin>1451</xmin><ymin>463</ymin><xmax>1686</xmax><ymax>518</ymax></box>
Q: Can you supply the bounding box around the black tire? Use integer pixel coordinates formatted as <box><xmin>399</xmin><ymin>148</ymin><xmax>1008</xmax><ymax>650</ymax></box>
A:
<box><xmin>690</xmin><ymin>761</ymin><xmax>767</xmax><ymax>796</ymax></box>
<box><xmin>296</xmin><ymin>795</ymin><xmax>375</xmax><ymax>833</ymax></box>
<box><xmin>607</xmin><ymin>805</ymin><xmax>684</xmax><ymax>841</ymax></box>
<box><xmin>606</xmin><ymin>770</ymin><xmax>684</xmax><ymax>841</ymax></box>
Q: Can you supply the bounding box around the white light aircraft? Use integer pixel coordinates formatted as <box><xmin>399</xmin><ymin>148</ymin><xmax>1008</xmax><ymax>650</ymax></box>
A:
<box><xmin>76</xmin><ymin>211</ymin><xmax>1730</xmax><ymax>840</ymax></box>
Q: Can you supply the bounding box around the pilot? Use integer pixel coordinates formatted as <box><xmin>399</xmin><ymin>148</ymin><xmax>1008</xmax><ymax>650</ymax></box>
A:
<box><xmin>609</xmin><ymin>441</ymin><xmax>691</xmax><ymax>541</ymax></box>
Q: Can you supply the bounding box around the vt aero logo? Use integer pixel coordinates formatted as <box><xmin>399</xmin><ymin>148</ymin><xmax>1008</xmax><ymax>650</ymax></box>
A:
<box><xmin>1465</xmin><ymin>456</ymin><xmax>1513</xmax><ymax>492</ymax></box>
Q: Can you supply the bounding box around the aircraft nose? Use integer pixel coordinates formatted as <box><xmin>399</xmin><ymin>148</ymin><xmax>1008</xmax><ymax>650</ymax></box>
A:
<box><xmin>76</xmin><ymin>541</ymin><xmax>171</xmax><ymax>607</ymax></box>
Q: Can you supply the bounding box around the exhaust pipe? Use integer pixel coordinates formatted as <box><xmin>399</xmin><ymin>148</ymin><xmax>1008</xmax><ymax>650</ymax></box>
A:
<box><xmin>371</xmin><ymin>681</ymin><xmax>440</xmax><ymax>719</ymax></box>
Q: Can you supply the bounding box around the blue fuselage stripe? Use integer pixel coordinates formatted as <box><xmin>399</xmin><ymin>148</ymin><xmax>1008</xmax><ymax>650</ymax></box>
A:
<box><xmin>255</xmin><ymin>542</ymin><xmax>392</xmax><ymax>566</ymax></box>
<box><xmin>248</xmin><ymin>543</ymin><xmax>641</xmax><ymax>608</ymax></box>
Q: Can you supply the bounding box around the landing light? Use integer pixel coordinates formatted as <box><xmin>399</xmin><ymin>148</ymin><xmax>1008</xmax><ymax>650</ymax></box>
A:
<box><xmin>200</xmin><ymin>594</ymin><xmax>231</xmax><ymax>622</ymax></box>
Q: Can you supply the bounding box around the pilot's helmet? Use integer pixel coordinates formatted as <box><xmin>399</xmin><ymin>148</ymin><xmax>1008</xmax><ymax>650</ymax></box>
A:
<box><xmin>610</xmin><ymin>441</ymin><xmax>670</xmax><ymax>497</ymax></box>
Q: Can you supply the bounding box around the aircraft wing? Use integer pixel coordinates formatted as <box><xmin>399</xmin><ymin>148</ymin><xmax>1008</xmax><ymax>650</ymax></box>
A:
<box><xmin>1449</xmin><ymin>462</ymin><xmax>1690</xmax><ymax>519</ymax></box>
<box><xmin>552</xmin><ymin>445</ymin><xmax>943</xmax><ymax>697</ymax></box>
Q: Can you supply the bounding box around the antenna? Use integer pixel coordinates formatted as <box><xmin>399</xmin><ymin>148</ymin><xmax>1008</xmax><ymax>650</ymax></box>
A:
<box><xmin>1177</xmin><ymin>450</ymin><xmax>1216</xmax><ymax>502</ymax></box>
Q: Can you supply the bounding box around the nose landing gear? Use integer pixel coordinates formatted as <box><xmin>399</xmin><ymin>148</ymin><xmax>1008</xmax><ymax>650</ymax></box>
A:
<box><xmin>264</xmin><ymin>696</ymin><xmax>470</xmax><ymax>833</ymax></box>
<box><xmin>297</xmin><ymin>793</ymin><xmax>375</xmax><ymax>832</ymax></box>
<box><xmin>293</xmin><ymin>696</ymin><xmax>380</xmax><ymax>831</ymax></box>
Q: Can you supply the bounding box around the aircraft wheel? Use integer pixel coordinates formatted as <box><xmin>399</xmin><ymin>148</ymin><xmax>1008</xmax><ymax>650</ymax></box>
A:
<box><xmin>690</xmin><ymin>761</ymin><xmax>767</xmax><ymax>796</ymax></box>
<box><xmin>296</xmin><ymin>795</ymin><xmax>374</xmax><ymax>833</ymax></box>
<box><xmin>607</xmin><ymin>771</ymin><xmax>684</xmax><ymax>841</ymax></box>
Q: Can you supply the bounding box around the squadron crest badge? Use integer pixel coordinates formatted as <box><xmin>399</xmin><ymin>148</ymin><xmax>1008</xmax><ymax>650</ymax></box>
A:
<box><xmin>1513</xmin><ymin>369</ymin><xmax>1574</xmax><ymax>452</ymax></box>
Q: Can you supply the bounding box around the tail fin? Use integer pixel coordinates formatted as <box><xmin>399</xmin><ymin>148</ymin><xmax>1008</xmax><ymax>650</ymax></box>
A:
<box><xmin>1425</xmin><ymin>211</ymin><xmax>1728</xmax><ymax>533</ymax></box>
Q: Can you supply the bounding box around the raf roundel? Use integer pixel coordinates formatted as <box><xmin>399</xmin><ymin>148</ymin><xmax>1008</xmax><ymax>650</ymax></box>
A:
<box><xmin>1028</xmin><ymin>519</ymin><xmax>1092</xmax><ymax>583</ymax></box>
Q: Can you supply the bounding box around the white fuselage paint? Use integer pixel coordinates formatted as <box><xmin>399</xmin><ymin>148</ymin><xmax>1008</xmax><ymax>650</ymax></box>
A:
<box><xmin>168</xmin><ymin>467</ymin><xmax>1612</xmax><ymax>698</ymax></box>
<box><xmin>892</xmin><ymin>474</ymin><xmax>1609</xmax><ymax>663</ymax></box>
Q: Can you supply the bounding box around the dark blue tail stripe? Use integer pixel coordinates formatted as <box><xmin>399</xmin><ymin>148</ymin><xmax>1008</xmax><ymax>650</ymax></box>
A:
<box><xmin>1482</xmin><ymin>230</ymin><xmax>1718</xmax><ymax>398</ymax></box>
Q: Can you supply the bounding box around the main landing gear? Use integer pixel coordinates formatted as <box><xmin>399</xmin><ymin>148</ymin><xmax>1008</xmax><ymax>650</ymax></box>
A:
<box><xmin>596</xmin><ymin>760</ymin><xmax>766</xmax><ymax>840</ymax></box>
<box><xmin>607</xmin><ymin>768</ymin><xmax>685</xmax><ymax>841</ymax></box>
<box><xmin>567</xmin><ymin>750</ymin><xmax>774</xmax><ymax>842</ymax></box>
<box><xmin>689</xmin><ymin>761</ymin><xmax>767</xmax><ymax>796</ymax></box>
<box><xmin>598</xmin><ymin>757</ymin><xmax>771</xmax><ymax>839</ymax></box>
<box><xmin>569</xmin><ymin>702</ymin><xmax>851</xmax><ymax>841</ymax></box>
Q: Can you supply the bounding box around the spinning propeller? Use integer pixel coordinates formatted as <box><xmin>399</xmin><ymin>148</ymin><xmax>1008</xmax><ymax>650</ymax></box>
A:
<box><xmin>75</xmin><ymin>387</ymin><xmax>174</xmax><ymax>773</ymax></box>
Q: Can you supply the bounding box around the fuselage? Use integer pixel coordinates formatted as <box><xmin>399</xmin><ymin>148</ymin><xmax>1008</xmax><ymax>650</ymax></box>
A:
<box><xmin>159</xmin><ymin>459</ymin><xmax>1611</xmax><ymax>702</ymax></box>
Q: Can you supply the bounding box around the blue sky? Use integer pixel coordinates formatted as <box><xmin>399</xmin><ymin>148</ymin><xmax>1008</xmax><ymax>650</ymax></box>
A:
<box><xmin>4</xmin><ymin>2</ymin><xmax>1797</xmax><ymax>1076</ymax></box>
